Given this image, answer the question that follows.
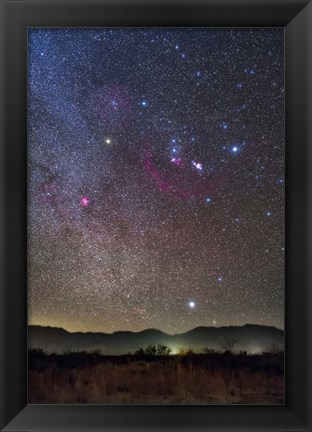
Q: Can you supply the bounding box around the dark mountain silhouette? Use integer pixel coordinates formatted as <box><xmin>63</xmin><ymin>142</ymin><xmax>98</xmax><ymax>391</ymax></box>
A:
<box><xmin>28</xmin><ymin>324</ymin><xmax>284</xmax><ymax>355</ymax></box>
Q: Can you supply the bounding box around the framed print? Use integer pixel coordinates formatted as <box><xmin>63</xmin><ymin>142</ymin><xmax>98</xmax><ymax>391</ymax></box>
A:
<box><xmin>0</xmin><ymin>0</ymin><xmax>311</xmax><ymax>430</ymax></box>
<box><xmin>27</xmin><ymin>25</ymin><xmax>286</xmax><ymax>406</ymax></box>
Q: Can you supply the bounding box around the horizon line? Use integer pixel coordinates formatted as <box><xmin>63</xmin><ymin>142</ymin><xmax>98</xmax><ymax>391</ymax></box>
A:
<box><xmin>28</xmin><ymin>323</ymin><xmax>285</xmax><ymax>336</ymax></box>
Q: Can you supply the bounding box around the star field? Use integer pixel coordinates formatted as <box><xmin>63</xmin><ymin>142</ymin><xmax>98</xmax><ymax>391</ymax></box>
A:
<box><xmin>28</xmin><ymin>28</ymin><xmax>284</xmax><ymax>334</ymax></box>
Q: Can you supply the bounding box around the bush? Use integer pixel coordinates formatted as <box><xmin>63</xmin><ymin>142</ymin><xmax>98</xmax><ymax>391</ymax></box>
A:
<box><xmin>134</xmin><ymin>344</ymin><xmax>172</xmax><ymax>356</ymax></box>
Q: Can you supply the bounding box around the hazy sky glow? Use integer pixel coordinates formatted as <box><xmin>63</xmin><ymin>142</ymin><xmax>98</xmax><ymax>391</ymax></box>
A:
<box><xmin>28</xmin><ymin>28</ymin><xmax>284</xmax><ymax>334</ymax></box>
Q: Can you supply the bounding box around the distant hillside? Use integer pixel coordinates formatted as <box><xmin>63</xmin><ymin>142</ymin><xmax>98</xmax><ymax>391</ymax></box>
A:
<box><xmin>28</xmin><ymin>324</ymin><xmax>284</xmax><ymax>355</ymax></box>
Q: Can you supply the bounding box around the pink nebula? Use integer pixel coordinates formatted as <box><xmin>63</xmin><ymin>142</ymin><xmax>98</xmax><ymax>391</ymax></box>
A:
<box><xmin>171</xmin><ymin>157</ymin><xmax>183</xmax><ymax>167</ymax></box>
<box><xmin>144</xmin><ymin>139</ymin><xmax>229</xmax><ymax>201</ymax></box>
<box><xmin>80</xmin><ymin>196</ymin><xmax>90</xmax><ymax>207</ymax></box>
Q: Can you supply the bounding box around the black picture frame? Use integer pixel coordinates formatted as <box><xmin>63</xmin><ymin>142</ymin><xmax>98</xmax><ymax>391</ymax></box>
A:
<box><xmin>1</xmin><ymin>0</ymin><xmax>311</xmax><ymax>430</ymax></box>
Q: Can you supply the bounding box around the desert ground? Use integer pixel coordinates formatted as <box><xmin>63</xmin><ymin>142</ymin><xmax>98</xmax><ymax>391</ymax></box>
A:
<box><xmin>28</xmin><ymin>349</ymin><xmax>284</xmax><ymax>404</ymax></box>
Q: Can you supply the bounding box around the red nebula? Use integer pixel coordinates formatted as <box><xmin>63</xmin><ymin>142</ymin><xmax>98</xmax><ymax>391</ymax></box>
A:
<box><xmin>144</xmin><ymin>140</ymin><xmax>229</xmax><ymax>201</ymax></box>
<box><xmin>80</xmin><ymin>196</ymin><xmax>90</xmax><ymax>207</ymax></box>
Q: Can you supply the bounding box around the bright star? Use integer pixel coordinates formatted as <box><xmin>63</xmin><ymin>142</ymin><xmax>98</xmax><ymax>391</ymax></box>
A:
<box><xmin>141</xmin><ymin>100</ymin><xmax>147</xmax><ymax>107</ymax></box>
<box><xmin>189</xmin><ymin>301</ymin><xmax>196</xmax><ymax>309</ymax></box>
<box><xmin>266</xmin><ymin>211</ymin><xmax>272</xmax><ymax>217</ymax></box>
<box><xmin>205</xmin><ymin>197</ymin><xmax>212</xmax><ymax>204</ymax></box>
<box><xmin>232</xmin><ymin>146</ymin><xmax>238</xmax><ymax>153</ymax></box>
<box><xmin>217</xmin><ymin>276</ymin><xmax>223</xmax><ymax>282</ymax></box>
<box><xmin>192</xmin><ymin>160</ymin><xmax>203</xmax><ymax>171</ymax></box>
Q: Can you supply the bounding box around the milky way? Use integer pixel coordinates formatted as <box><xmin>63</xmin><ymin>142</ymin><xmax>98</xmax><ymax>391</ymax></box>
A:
<box><xmin>28</xmin><ymin>28</ymin><xmax>284</xmax><ymax>333</ymax></box>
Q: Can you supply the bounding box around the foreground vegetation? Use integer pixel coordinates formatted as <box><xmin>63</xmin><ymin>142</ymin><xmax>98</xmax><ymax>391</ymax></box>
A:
<box><xmin>28</xmin><ymin>348</ymin><xmax>284</xmax><ymax>404</ymax></box>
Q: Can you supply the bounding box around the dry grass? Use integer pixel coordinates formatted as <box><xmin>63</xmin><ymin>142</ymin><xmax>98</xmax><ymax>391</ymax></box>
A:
<box><xmin>28</xmin><ymin>352</ymin><xmax>284</xmax><ymax>404</ymax></box>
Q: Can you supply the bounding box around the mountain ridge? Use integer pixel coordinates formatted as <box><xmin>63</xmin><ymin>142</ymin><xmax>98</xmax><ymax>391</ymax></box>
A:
<box><xmin>28</xmin><ymin>324</ymin><xmax>284</xmax><ymax>355</ymax></box>
<box><xmin>28</xmin><ymin>323</ymin><xmax>283</xmax><ymax>336</ymax></box>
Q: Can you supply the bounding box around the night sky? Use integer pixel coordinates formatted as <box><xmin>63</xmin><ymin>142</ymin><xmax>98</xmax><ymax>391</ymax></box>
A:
<box><xmin>28</xmin><ymin>28</ymin><xmax>284</xmax><ymax>334</ymax></box>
